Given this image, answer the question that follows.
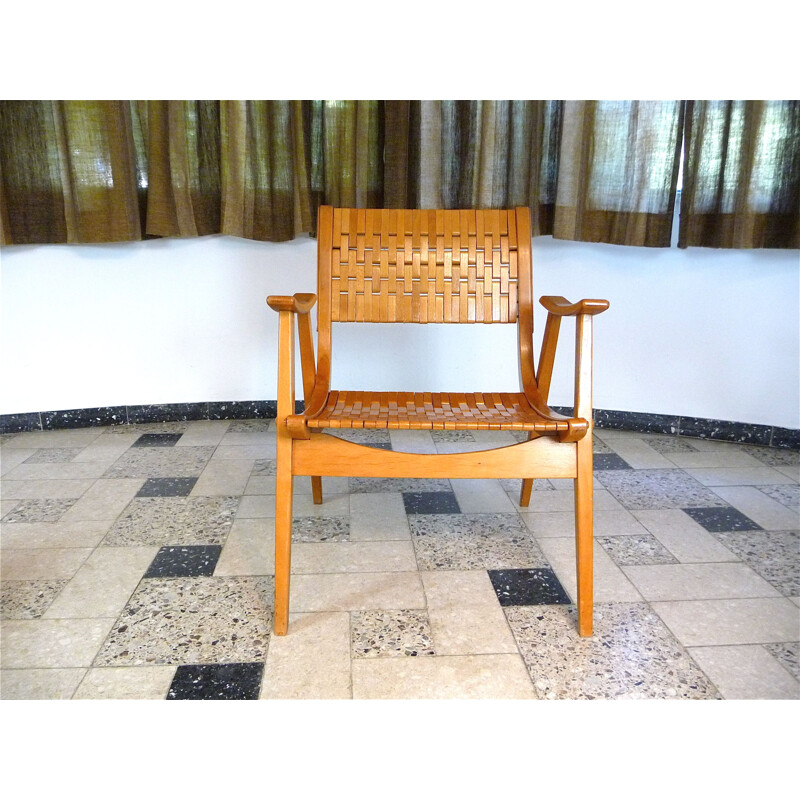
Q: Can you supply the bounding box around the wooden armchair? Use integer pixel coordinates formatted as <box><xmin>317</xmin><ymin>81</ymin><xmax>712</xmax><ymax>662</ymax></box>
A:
<box><xmin>267</xmin><ymin>206</ymin><xmax>608</xmax><ymax>637</ymax></box>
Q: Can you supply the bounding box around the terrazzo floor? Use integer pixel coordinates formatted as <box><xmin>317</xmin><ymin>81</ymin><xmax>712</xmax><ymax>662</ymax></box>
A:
<box><xmin>1</xmin><ymin>420</ymin><xmax>798</xmax><ymax>701</ymax></box>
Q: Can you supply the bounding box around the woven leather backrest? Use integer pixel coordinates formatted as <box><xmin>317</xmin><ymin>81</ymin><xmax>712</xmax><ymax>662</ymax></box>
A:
<box><xmin>323</xmin><ymin>208</ymin><xmax>524</xmax><ymax>323</ymax></box>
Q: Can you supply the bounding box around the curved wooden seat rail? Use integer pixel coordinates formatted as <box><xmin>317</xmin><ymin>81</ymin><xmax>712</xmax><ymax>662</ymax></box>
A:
<box><xmin>267</xmin><ymin>206</ymin><xmax>608</xmax><ymax>638</ymax></box>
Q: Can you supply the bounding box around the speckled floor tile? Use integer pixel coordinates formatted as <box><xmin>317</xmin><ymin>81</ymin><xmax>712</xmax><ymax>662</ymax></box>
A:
<box><xmin>352</xmin><ymin>653</ymin><xmax>537</xmax><ymax>699</ymax></box>
<box><xmin>252</xmin><ymin>459</ymin><xmax>277</xmax><ymax>476</ymax></box>
<box><xmin>742</xmin><ymin>445</ymin><xmax>800</xmax><ymax>467</ymax></box>
<box><xmin>330</xmin><ymin>428</ymin><xmax>392</xmax><ymax>444</ymax></box>
<box><xmin>0</xmin><ymin>668</ymin><xmax>87</xmax><ymax>699</ymax></box>
<box><xmin>102</xmin><ymin>446</ymin><xmax>215</xmax><ymax>478</ymax></box>
<box><xmin>709</xmin><ymin>530</ymin><xmax>799</xmax><ymax>597</ymax></box>
<box><xmin>23</xmin><ymin>448</ymin><xmax>82</xmax><ymax>464</ymax></box>
<box><xmin>228</xmin><ymin>420</ymin><xmax>272</xmax><ymax>433</ymax></box>
<box><xmin>74</xmin><ymin>665</ymin><xmax>177</xmax><ymax>699</ymax></box>
<box><xmin>682</xmin><ymin>506</ymin><xmax>762</xmax><ymax>532</ymax></box>
<box><xmin>94</xmin><ymin>576</ymin><xmax>273</xmax><ymax>666</ymax></box>
<box><xmin>597</xmin><ymin>534</ymin><xmax>679</xmax><ymax>566</ymax></box>
<box><xmin>402</xmin><ymin>491</ymin><xmax>461</xmax><ymax>514</ymax></box>
<box><xmin>758</xmin><ymin>484</ymin><xmax>800</xmax><ymax>510</ymax></box>
<box><xmin>594</xmin><ymin>454</ymin><xmax>633</xmax><ymax>470</ymax></box>
<box><xmin>409</xmin><ymin>513</ymin><xmax>547</xmax><ymax>570</ymax></box>
<box><xmin>643</xmin><ymin>436</ymin><xmax>701</xmax><ymax>454</ymax></box>
<box><xmin>144</xmin><ymin>545</ymin><xmax>223</xmax><ymax>578</ymax></box>
<box><xmin>1</xmin><ymin>579</ymin><xmax>68</xmax><ymax>619</ymax></box>
<box><xmin>505</xmin><ymin>602</ymin><xmax>721</xmax><ymax>699</ymax></box>
<box><xmin>102</xmin><ymin>496</ymin><xmax>238</xmax><ymax>546</ymax></box>
<box><xmin>488</xmin><ymin>568</ymin><xmax>571</xmax><ymax>606</ymax></box>
<box><xmin>431</xmin><ymin>430</ymin><xmax>476</xmax><ymax>442</ymax></box>
<box><xmin>349</xmin><ymin>477</ymin><xmax>452</xmax><ymax>493</ymax></box>
<box><xmin>107</xmin><ymin>422</ymin><xmax>189</xmax><ymax>435</ymax></box>
<box><xmin>764</xmin><ymin>641</ymin><xmax>800</xmax><ymax>680</ymax></box>
<box><xmin>351</xmin><ymin>609</ymin><xmax>435</xmax><ymax>658</ymax></box>
<box><xmin>167</xmin><ymin>663</ymin><xmax>264</xmax><ymax>700</ymax></box>
<box><xmin>291</xmin><ymin>516</ymin><xmax>350</xmax><ymax>542</ymax></box>
<box><xmin>1</xmin><ymin>498</ymin><xmax>77</xmax><ymax>523</ymax></box>
<box><xmin>596</xmin><ymin>469</ymin><xmax>729</xmax><ymax>510</ymax></box>
<box><xmin>167</xmin><ymin>662</ymin><xmax>264</xmax><ymax>699</ymax></box>
<box><xmin>499</xmin><ymin>478</ymin><xmax>556</xmax><ymax>493</ymax></box>
<box><xmin>131</xmin><ymin>433</ymin><xmax>183</xmax><ymax>447</ymax></box>
<box><xmin>136</xmin><ymin>476</ymin><xmax>199</xmax><ymax>497</ymax></box>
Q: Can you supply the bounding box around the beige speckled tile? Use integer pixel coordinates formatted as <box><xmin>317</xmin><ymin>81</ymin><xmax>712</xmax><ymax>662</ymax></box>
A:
<box><xmin>537</xmin><ymin>537</ymin><xmax>643</xmax><ymax>603</ymax></box>
<box><xmin>290</xmin><ymin>572</ymin><xmax>425</xmax><ymax>613</ymax></box>
<box><xmin>1</xmin><ymin>579</ymin><xmax>68</xmax><ymax>619</ymax></box>
<box><xmin>73</xmin><ymin>666</ymin><xmax>177</xmax><ymax>699</ymax></box>
<box><xmin>59</xmin><ymin>478</ymin><xmax>144</xmax><ymax>522</ymax></box>
<box><xmin>505</xmin><ymin>603</ymin><xmax>721</xmax><ymax>699</ymax></box>
<box><xmin>191</xmin><ymin>459</ymin><xmax>253</xmax><ymax>497</ymax></box>
<box><xmin>349</xmin><ymin>492</ymin><xmax>410</xmax><ymax>541</ymax></box>
<box><xmin>1</xmin><ymin>519</ymin><xmax>112</xmax><ymax>550</ymax></box>
<box><xmin>1</xmin><ymin>548</ymin><xmax>93</xmax><ymax>581</ymax></box>
<box><xmin>93</xmin><ymin>576</ymin><xmax>273</xmax><ymax>667</ymax></box>
<box><xmin>1</xmin><ymin>479</ymin><xmax>95</xmax><ymax>500</ymax></box>
<box><xmin>1</xmin><ymin>618</ymin><xmax>116</xmax><ymax>668</ymax></box>
<box><xmin>351</xmin><ymin>609</ymin><xmax>435</xmax><ymax>658</ymax></box>
<box><xmin>421</xmin><ymin>570</ymin><xmax>519</xmax><ymax>656</ymax></box>
<box><xmin>685</xmin><ymin>467</ymin><xmax>795</xmax><ymax>487</ymax></box>
<box><xmin>651</xmin><ymin>597</ymin><xmax>800</xmax><ymax>646</ymax></box>
<box><xmin>261</xmin><ymin>611</ymin><xmax>352</xmax><ymax>699</ymax></box>
<box><xmin>620</xmin><ymin>563</ymin><xmax>781</xmax><ymax>602</ymax></box>
<box><xmin>632</xmin><ymin>510</ymin><xmax>740</xmax><ymax>563</ymax></box>
<box><xmin>711</xmin><ymin>486</ymin><xmax>799</xmax><ymax>530</ymax></box>
<box><xmin>292</xmin><ymin>541</ymin><xmax>417</xmax><ymax>574</ymax></box>
<box><xmin>0</xmin><ymin>668</ymin><xmax>86</xmax><ymax>699</ymax></box>
<box><xmin>687</xmin><ymin>645</ymin><xmax>800</xmax><ymax>699</ymax></box>
<box><xmin>43</xmin><ymin>546</ymin><xmax>158</xmax><ymax>618</ymax></box>
<box><xmin>215</xmin><ymin>518</ymin><xmax>274</xmax><ymax>576</ymax></box>
<box><xmin>352</xmin><ymin>653</ymin><xmax>537</xmax><ymax>699</ymax></box>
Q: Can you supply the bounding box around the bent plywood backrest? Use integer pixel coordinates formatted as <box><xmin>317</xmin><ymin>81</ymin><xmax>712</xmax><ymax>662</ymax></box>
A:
<box><xmin>317</xmin><ymin>206</ymin><xmax>533</xmax><ymax>326</ymax></box>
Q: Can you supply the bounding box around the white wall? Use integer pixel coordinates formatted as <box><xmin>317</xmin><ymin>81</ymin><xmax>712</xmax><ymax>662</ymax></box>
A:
<box><xmin>1</xmin><ymin>233</ymin><xmax>798</xmax><ymax>428</ymax></box>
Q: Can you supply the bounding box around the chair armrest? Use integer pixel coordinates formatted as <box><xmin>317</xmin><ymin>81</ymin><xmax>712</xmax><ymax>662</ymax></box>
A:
<box><xmin>540</xmin><ymin>296</ymin><xmax>609</xmax><ymax>316</ymax></box>
<box><xmin>267</xmin><ymin>293</ymin><xmax>317</xmax><ymax>314</ymax></box>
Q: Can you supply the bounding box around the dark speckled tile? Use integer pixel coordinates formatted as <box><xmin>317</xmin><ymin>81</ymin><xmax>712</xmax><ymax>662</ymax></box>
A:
<box><xmin>593</xmin><ymin>454</ymin><xmax>633</xmax><ymax>470</ymax></box>
<box><xmin>488</xmin><ymin>568</ymin><xmax>571</xmax><ymax>606</ymax></box>
<box><xmin>402</xmin><ymin>491</ymin><xmax>461</xmax><ymax>514</ymax></box>
<box><xmin>136</xmin><ymin>477</ymin><xmax>198</xmax><ymax>497</ymax></box>
<box><xmin>682</xmin><ymin>507</ymin><xmax>763</xmax><ymax>533</ymax></box>
<box><xmin>167</xmin><ymin>662</ymin><xmax>264</xmax><ymax>699</ymax></box>
<box><xmin>132</xmin><ymin>433</ymin><xmax>183</xmax><ymax>448</ymax></box>
<box><xmin>144</xmin><ymin>546</ymin><xmax>223</xmax><ymax>578</ymax></box>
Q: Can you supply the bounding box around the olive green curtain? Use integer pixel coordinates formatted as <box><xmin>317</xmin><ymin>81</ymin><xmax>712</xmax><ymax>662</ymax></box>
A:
<box><xmin>553</xmin><ymin>100</ymin><xmax>685</xmax><ymax>247</ymax></box>
<box><xmin>0</xmin><ymin>100</ymin><xmax>383</xmax><ymax>245</ymax></box>
<box><xmin>1</xmin><ymin>99</ymin><xmax>797</xmax><ymax>249</ymax></box>
<box><xmin>383</xmin><ymin>100</ymin><xmax>562</xmax><ymax>236</ymax></box>
<box><xmin>679</xmin><ymin>100</ymin><xmax>800</xmax><ymax>248</ymax></box>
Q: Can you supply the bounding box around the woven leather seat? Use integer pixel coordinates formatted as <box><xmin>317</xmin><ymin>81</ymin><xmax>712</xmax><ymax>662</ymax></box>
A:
<box><xmin>307</xmin><ymin>390</ymin><xmax>579</xmax><ymax>435</ymax></box>
<box><xmin>267</xmin><ymin>206</ymin><xmax>608</xmax><ymax>638</ymax></box>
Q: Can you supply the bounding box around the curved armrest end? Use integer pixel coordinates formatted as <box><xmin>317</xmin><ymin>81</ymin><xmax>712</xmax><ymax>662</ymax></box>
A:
<box><xmin>540</xmin><ymin>296</ymin><xmax>609</xmax><ymax>316</ymax></box>
<box><xmin>267</xmin><ymin>293</ymin><xmax>318</xmax><ymax>314</ymax></box>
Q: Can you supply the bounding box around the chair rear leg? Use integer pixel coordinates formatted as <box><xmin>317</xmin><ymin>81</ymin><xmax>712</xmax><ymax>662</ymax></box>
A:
<box><xmin>273</xmin><ymin>439</ymin><xmax>294</xmax><ymax>636</ymax></box>
<box><xmin>311</xmin><ymin>476</ymin><xmax>323</xmax><ymax>505</ymax></box>
<box><xmin>574</xmin><ymin>434</ymin><xmax>594</xmax><ymax>636</ymax></box>
<box><xmin>519</xmin><ymin>433</ymin><xmax>535</xmax><ymax>507</ymax></box>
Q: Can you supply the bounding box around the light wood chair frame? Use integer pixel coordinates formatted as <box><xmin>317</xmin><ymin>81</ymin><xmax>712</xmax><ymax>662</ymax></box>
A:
<box><xmin>267</xmin><ymin>206</ymin><xmax>608</xmax><ymax>637</ymax></box>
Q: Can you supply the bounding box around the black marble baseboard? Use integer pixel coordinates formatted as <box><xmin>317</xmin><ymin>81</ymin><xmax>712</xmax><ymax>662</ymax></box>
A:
<box><xmin>1</xmin><ymin>402</ymin><xmax>798</xmax><ymax>450</ymax></box>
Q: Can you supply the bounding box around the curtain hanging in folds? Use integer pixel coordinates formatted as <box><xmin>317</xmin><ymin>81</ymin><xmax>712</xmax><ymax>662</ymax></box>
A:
<box><xmin>0</xmin><ymin>100</ymin><xmax>383</xmax><ymax>245</ymax></box>
<box><xmin>553</xmin><ymin>100</ymin><xmax>684</xmax><ymax>247</ymax></box>
<box><xmin>382</xmin><ymin>100</ymin><xmax>562</xmax><ymax>235</ymax></box>
<box><xmin>679</xmin><ymin>100</ymin><xmax>800</xmax><ymax>248</ymax></box>
<box><xmin>1</xmin><ymin>99</ymin><xmax>797</xmax><ymax>249</ymax></box>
